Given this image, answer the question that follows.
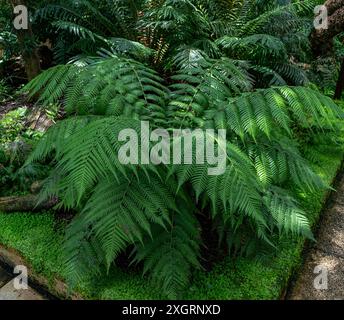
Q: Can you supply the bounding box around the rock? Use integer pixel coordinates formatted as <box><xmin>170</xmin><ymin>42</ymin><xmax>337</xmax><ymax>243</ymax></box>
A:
<box><xmin>30</xmin><ymin>181</ymin><xmax>44</xmax><ymax>194</ymax></box>
<box><xmin>0</xmin><ymin>279</ymin><xmax>45</xmax><ymax>300</ymax></box>
<box><xmin>25</xmin><ymin>106</ymin><xmax>54</xmax><ymax>132</ymax></box>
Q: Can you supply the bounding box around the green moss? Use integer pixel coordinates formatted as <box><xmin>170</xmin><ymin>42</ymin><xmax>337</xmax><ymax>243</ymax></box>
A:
<box><xmin>0</xmin><ymin>212</ymin><xmax>160</xmax><ymax>299</ymax></box>
<box><xmin>0</xmin><ymin>150</ymin><xmax>342</xmax><ymax>299</ymax></box>
<box><xmin>0</xmin><ymin>213</ymin><xmax>64</xmax><ymax>280</ymax></box>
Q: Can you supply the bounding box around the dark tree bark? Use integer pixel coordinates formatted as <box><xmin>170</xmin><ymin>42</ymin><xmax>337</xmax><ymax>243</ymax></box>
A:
<box><xmin>310</xmin><ymin>0</ymin><xmax>344</xmax><ymax>56</ymax></box>
<box><xmin>9</xmin><ymin>0</ymin><xmax>41</xmax><ymax>81</ymax></box>
<box><xmin>310</xmin><ymin>0</ymin><xmax>344</xmax><ymax>99</ymax></box>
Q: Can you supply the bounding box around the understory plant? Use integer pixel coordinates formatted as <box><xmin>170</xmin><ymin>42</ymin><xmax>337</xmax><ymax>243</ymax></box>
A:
<box><xmin>0</xmin><ymin>108</ymin><xmax>48</xmax><ymax>195</ymax></box>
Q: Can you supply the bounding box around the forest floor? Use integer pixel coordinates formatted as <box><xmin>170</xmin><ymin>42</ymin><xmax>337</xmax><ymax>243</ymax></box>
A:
<box><xmin>0</xmin><ymin>97</ymin><xmax>54</xmax><ymax>133</ymax></box>
<box><xmin>288</xmin><ymin>169</ymin><xmax>344</xmax><ymax>300</ymax></box>
<box><xmin>0</xmin><ymin>101</ymin><xmax>21</xmax><ymax>119</ymax></box>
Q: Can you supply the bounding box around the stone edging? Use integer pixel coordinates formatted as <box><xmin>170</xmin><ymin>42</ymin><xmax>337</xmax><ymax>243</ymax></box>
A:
<box><xmin>0</xmin><ymin>244</ymin><xmax>83</xmax><ymax>300</ymax></box>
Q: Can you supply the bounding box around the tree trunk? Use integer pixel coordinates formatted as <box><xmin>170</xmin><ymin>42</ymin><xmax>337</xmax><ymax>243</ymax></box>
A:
<box><xmin>334</xmin><ymin>58</ymin><xmax>344</xmax><ymax>99</ymax></box>
<box><xmin>310</xmin><ymin>1</ymin><xmax>344</xmax><ymax>56</ymax></box>
<box><xmin>10</xmin><ymin>0</ymin><xmax>41</xmax><ymax>81</ymax></box>
<box><xmin>0</xmin><ymin>194</ymin><xmax>57</xmax><ymax>213</ymax></box>
<box><xmin>310</xmin><ymin>0</ymin><xmax>344</xmax><ymax>98</ymax></box>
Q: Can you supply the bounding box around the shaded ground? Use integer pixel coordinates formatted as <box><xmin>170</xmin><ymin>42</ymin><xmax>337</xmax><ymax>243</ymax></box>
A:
<box><xmin>0</xmin><ymin>95</ymin><xmax>34</xmax><ymax>119</ymax></box>
<box><xmin>288</xmin><ymin>171</ymin><xmax>344</xmax><ymax>300</ymax></box>
<box><xmin>0</xmin><ymin>97</ymin><xmax>55</xmax><ymax>131</ymax></box>
<box><xmin>0</xmin><ymin>101</ymin><xmax>22</xmax><ymax>119</ymax></box>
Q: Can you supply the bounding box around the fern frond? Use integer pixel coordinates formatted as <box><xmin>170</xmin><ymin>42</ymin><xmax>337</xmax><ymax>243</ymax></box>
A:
<box><xmin>133</xmin><ymin>201</ymin><xmax>201</xmax><ymax>299</ymax></box>
<box><xmin>264</xmin><ymin>186</ymin><xmax>313</xmax><ymax>239</ymax></box>
<box><xmin>23</xmin><ymin>57</ymin><xmax>169</xmax><ymax>121</ymax></box>
<box><xmin>25</xmin><ymin>116</ymin><xmax>99</xmax><ymax>165</ymax></box>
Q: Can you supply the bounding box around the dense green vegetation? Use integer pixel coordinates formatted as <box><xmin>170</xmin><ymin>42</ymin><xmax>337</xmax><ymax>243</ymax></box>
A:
<box><xmin>0</xmin><ymin>146</ymin><xmax>341</xmax><ymax>299</ymax></box>
<box><xmin>1</xmin><ymin>0</ymin><xmax>344</xmax><ymax>300</ymax></box>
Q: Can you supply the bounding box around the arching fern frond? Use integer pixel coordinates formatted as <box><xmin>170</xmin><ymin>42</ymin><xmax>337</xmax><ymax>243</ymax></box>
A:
<box><xmin>216</xmin><ymin>34</ymin><xmax>288</xmax><ymax>62</ymax></box>
<box><xmin>168</xmin><ymin>54</ymin><xmax>253</xmax><ymax>128</ymax></box>
<box><xmin>133</xmin><ymin>201</ymin><xmax>201</xmax><ymax>299</ymax></box>
<box><xmin>264</xmin><ymin>186</ymin><xmax>313</xmax><ymax>239</ymax></box>
<box><xmin>219</xmin><ymin>87</ymin><xmax>343</xmax><ymax>141</ymax></box>
<box><xmin>22</xmin><ymin>57</ymin><xmax>169</xmax><ymax>122</ymax></box>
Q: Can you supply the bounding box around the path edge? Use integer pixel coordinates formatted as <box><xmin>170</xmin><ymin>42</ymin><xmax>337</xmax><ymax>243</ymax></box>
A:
<box><xmin>0</xmin><ymin>244</ymin><xmax>83</xmax><ymax>300</ymax></box>
<box><xmin>282</xmin><ymin>157</ymin><xmax>344</xmax><ymax>299</ymax></box>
